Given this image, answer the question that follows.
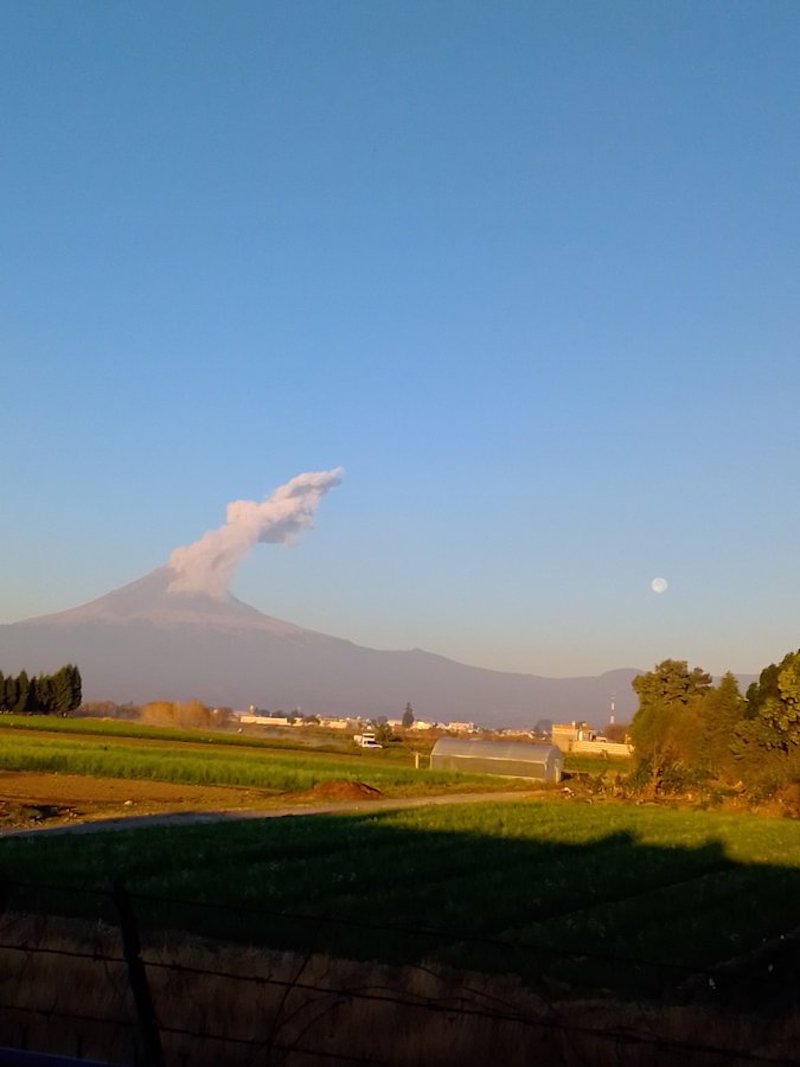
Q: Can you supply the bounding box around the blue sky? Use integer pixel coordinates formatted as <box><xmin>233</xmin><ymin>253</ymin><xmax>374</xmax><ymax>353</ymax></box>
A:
<box><xmin>2</xmin><ymin>1</ymin><xmax>799</xmax><ymax>677</ymax></box>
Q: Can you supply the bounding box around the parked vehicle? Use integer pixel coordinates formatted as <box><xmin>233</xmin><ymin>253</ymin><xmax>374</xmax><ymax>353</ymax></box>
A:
<box><xmin>353</xmin><ymin>732</ymin><xmax>383</xmax><ymax>749</ymax></box>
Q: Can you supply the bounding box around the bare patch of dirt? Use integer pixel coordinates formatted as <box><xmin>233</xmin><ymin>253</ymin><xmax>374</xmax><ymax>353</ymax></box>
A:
<box><xmin>0</xmin><ymin>771</ymin><xmax>273</xmax><ymax>828</ymax></box>
<box><xmin>294</xmin><ymin>779</ymin><xmax>383</xmax><ymax>802</ymax></box>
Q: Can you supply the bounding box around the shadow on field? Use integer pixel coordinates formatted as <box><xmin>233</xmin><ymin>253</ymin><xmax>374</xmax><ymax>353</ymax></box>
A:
<box><xmin>1</xmin><ymin>807</ymin><xmax>798</xmax><ymax>1012</ymax></box>
<box><xmin>1</xmin><ymin>809</ymin><xmax>800</xmax><ymax>1067</ymax></box>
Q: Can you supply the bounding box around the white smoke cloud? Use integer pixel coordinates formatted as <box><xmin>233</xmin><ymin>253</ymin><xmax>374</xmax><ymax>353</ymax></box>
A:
<box><xmin>167</xmin><ymin>468</ymin><xmax>344</xmax><ymax>598</ymax></box>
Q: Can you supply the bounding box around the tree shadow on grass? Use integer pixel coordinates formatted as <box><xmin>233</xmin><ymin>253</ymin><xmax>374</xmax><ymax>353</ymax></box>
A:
<box><xmin>0</xmin><ymin>809</ymin><xmax>798</xmax><ymax>1012</ymax></box>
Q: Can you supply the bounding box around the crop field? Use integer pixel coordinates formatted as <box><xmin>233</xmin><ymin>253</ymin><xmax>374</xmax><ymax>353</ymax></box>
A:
<box><xmin>0</xmin><ymin>720</ymin><xmax>534</xmax><ymax>798</ymax></box>
<box><xmin>0</xmin><ymin>714</ymin><xmax>348</xmax><ymax>751</ymax></box>
<box><xmin>1</xmin><ymin>798</ymin><xmax>798</xmax><ymax>1001</ymax></box>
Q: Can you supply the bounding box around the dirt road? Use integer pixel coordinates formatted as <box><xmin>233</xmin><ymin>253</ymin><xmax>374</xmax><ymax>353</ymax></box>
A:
<box><xmin>0</xmin><ymin>770</ymin><xmax>537</xmax><ymax>838</ymax></box>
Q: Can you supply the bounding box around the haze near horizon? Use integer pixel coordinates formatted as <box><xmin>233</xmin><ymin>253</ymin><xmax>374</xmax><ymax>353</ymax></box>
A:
<box><xmin>3</xmin><ymin>2</ymin><xmax>799</xmax><ymax>680</ymax></box>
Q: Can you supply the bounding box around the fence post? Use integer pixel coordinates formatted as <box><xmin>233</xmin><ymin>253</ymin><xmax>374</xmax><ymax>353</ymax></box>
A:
<box><xmin>113</xmin><ymin>880</ymin><xmax>164</xmax><ymax>1067</ymax></box>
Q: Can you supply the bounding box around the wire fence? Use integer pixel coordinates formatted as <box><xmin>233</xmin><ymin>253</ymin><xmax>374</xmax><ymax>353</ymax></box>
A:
<box><xmin>0</xmin><ymin>876</ymin><xmax>796</xmax><ymax>1067</ymax></box>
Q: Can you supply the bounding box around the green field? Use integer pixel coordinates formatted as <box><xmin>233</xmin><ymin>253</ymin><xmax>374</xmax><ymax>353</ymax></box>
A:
<box><xmin>0</xmin><ymin>713</ymin><xmax>351</xmax><ymax>751</ymax></box>
<box><xmin>2</xmin><ymin>798</ymin><xmax>797</xmax><ymax>999</ymax></box>
<box><xmin>0</xmin><ymin>717</ymin><xmax>536</xmax><ymax>796</ymax></box>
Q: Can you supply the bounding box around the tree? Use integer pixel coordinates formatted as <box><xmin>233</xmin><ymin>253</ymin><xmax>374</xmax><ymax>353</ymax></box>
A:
<box><xmin>13</xmin><ymin>670</ymin><xmax>31</xmax><ymax>713</ymax></box>
<box><xmin>604</xmin><ymin>722</ymin><xmax>629</xmax><ymax>743</ymax></box>
<box><xmin>757</xmin><ymin>650</ymin><xmax>800</xmax><ymax>751</ymax></box>
<box><xmin>140</xmin><ymin>701</ymin><xmax>179</xmax><ymax>727</ymax></box>
<box><xmin>630</xmin><ymin>660</ymin><xmax>713</xmax><ymax>792</ymax></box>
<box><xmin>700</xmin><ymin>672</ymin><xmax>745</xmax><ymax>777</ymax></box>
<box><xmin>52</xmin><ymin>665</ymin><xmax>82</xmax><ymax>716</ymax></box>
<box><xmin>745</xmin><ymin>662</ymin><xmax>781</xmax><ymax>720</ymax></box>
<box><xmin>68</xmin><ymin>664</ymin><xmax>82</xmax><ymax>712</ymax></box>
<box><xmin>3</xmin><ymin>675</ymin><xmax>19</xmax><ymax>711</ymax></box>
<box><xmin>736</xmin><ymin>650</ymin><xmax>800</xmax><ymax>755</ymax></box>
<box><xmin>179</xmin><ymin>700</ymin><xmax>212</xmax><ymax>728</ymax></box>
<box><xmin>402</xmin><ymin>703</ymin><xmax>415</xmax><ymax>729</ymax></box>
<box><xmin>632</xmin><ymin>659</ymin><xmax>712</xmax><ymax>712</ymax></box>
<box><xmin>369</xmin><ymin>719</ymin><xmax>394</xmax><ymax>744</ymax></box>
<box><xmin>32</xmin><ymin>674</ymin><xmax>54</xmax><ymax>714</ymax></box>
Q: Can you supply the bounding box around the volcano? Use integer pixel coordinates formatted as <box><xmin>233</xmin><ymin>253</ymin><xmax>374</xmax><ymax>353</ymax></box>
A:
<box><xmin>0</xmin><ymin>568</ymin><xmax>641</xmax><ymax>726</ymax></box>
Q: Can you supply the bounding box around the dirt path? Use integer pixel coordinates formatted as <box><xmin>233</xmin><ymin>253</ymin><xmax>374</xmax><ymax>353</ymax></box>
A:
<box><xmin>0</xmin><ymin>772</ymin><xmax>539</xmax><ymax>836</ymax></box>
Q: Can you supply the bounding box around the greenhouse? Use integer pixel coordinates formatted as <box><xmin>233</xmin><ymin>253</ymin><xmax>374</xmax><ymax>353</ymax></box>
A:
<box><xmin>429</xmin><ymin>738</ymin><xmax>563</xmax><ymax>782</ymax></box>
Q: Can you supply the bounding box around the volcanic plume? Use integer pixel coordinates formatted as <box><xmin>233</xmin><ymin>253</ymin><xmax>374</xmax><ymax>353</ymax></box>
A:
<box><xmin>167</xmin><ymin>468</ymin><xmax>343</xmax><ymax>598</ymax></box>
<box><xmin>0</xmin><ymin>464</ymin><xmax>649</xmax><ymax>723</ymax></box>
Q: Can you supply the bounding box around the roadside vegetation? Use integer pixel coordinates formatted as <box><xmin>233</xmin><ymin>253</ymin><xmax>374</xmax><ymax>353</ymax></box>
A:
<box><xmin>628</xmin><ymin>650</ymin><xmax>800</xmax><ymax>804</ymax></box>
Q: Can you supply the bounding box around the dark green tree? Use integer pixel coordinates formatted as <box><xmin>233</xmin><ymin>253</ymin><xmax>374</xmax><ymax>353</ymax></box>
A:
<box><xmin>33</xmin><ymin>674</ymin><xmax>54</xmax><ymax>714</ymax></box>
<box><xmin>68</xmin><ymin>664</ymin><xmax>82</xmax><ymax>712</ymax></box>
<box><xmin>402</xmin><ymin>703</ymin><xmax>415</xmax><ymax>729</ymax></box>
<box><xmin>4</xmin><ymin>675</ymin><xmax>19</xmax><ymax>711</ymax></box>
<box><xmin>632</xmin><ymin>659</ymin><xmax>712</xmax><ymax>712</ymax></box>
<box><xmin>13</xmin><ymin>670</ymin><xmax>32</xmax><ymax>713</ymax></box>
<box><xmin>745</xmin><ymin>661</ymin><xmax>781</xmax><ymax>720</ymax></box>
<box><xmin>701</xmin><ymin>672</ymin><xmax>745</xmax><ymax>776</ymax></box>
<box><xmin>52</xmin><ymin>665</ymin><xmax>82</xmax><ymax>715</ymax></box>
<box><xmin>756</xmin><ymin>650</ymin><xmax>800</xmax><ymax>751</ymax></box>
<box><xmin>630</xmin><ymin>660</ymin><xmax>713</xmax><ymax>792</ymax></box>
<box><xmin>731</xmin><ymin>650</ymin><xmax>800</xmax><ymax>759</ymax></box>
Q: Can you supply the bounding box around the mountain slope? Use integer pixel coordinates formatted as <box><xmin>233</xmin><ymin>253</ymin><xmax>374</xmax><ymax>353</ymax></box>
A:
<box><xmin>0</xmin><ymin>569</ymin><xmax>641</xmax><ymax>726</ymax></box>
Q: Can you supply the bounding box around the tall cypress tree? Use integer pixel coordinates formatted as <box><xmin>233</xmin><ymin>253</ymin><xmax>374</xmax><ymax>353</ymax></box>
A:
<box><xmin>67</xmin><ymin>664</ymin><xmax>82</xmax><ymax>713</ymax></box>
<box><xmin>14</xmin><ymin>671</ymin><xmax>31</xmax><ymax>713</ymax></box>
<box><xmin>4</xmin><ymin>675</ymin><xmax>18</xmax><ymax>711</ymax></box>
<box><xmin>33</xmin><ymin>675</ymin><xmax>54</xmax><ymax>714</ymax></box>
<box><xmin>52</xmin><ymin>666</ymin><xmax>74</xmax><ymax>715</ymax></box>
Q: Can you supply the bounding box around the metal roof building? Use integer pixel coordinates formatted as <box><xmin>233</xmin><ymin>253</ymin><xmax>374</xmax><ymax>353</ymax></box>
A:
<box><xmin>429</xmin><ymin>738</ymin><xmax>563</xmax><ymax>782</ymax></box>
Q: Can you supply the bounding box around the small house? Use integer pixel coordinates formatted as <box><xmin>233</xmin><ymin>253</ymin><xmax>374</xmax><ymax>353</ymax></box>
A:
<box><xmin>429</xmin><ymin>738</ymin><xmax>563</xmax><ymax>782</ymax></box>
<box><xmin>551</xmin><ymin>721</ymin><xmax>594</xmax><ymax>752</ymax></box>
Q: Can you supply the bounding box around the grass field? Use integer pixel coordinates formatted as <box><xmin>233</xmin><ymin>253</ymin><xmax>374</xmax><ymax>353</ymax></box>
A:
<box><xmin>0</xmin><ymin>713</ymin><xmax>353</xmax><ymax>752</ymax></box>
<box><xmin>2</xmin><ymin>798</ymin><xmax>797</xmax><ymax>1000</ymax></box>
<box><xmin>0</xmin><ymin>718</ymin><xmax>538</xmax><ymax>797</ymax></box>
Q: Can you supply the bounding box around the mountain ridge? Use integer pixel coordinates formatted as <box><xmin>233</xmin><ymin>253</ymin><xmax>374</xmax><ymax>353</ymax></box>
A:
<box><xmin>1</xmin><ymin>568</ymin><xmax>649</xmax><ymax>726</ymax></box>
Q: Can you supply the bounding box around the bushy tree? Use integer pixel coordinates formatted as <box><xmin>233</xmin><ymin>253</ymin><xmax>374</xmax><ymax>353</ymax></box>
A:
<box><xmin>745</xmin><ymin>662</ymin><xmax>781</xmax><ymax>720</ymax></box>
<box><xmin>752</xmin><ymin>651</ymin><xmax>800</xmax><ymax>751</ymax></box>
<box><xmin>605</xmin><ymin>722</ymin><xmax>630</xmax><ymax>743</ymax></box>
<box><xmin>630</xmin><ymin>660</ymin><xmax>712</xmax><ymax>792</ymax></box>
<box><xmin>139</xmin><ymin>701</ymin><xmax>179</xmax><ymax>727</ymax></box>
<box><xmin>402</xmin><ymin>703</ymin><xmax>415</xmax><ymax>729</ymax></box>
<box><xmin>139</xmin><ymin>699</ymin><xmax>215</xmax><ymax>729</ymax></box>
<box><xmin>735</xmin><ymin>650</ymin><xmax>800</xmax><ymax>761</ymax></box>
<box><xmin>632</xmin><ymin>659</ymin><xmax>712</xmax><ymax>712</ymax></box>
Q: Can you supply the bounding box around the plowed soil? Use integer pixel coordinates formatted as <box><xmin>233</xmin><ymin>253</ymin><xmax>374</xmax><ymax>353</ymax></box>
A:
<box><xmin>0</xmin><ymin>771</ymin><xmax>272</xmax><ymax>828</ymax></box>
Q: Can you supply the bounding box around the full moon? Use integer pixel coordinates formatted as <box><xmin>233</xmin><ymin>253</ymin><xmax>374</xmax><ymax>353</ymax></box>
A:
<box><xmin>650</xmin><ymin>577</ymin><xmax>668</xmax><ymax>594</ymax></box>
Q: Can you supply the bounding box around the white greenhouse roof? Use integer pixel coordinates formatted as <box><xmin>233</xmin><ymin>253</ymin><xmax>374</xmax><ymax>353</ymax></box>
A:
<box><xmin>430</xmin><ymin>738</ymin><xmax>562</xmax><ymax>763</ymax></box>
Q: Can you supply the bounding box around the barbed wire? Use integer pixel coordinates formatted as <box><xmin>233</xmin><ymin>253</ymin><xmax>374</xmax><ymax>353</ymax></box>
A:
<box><xmin>0</xmin><ymin>985</ymin><xmax>796</xmax><ymax>1067</ymax></box>
<box><xmin>0</xmin><ymin>999</ymin><xmax>134</xmax><ymax>1032</ymax></box>
<box><xmin>0</xmin><ymin>873</ymin><xmax>794</xmax><ymax>990</ymax></box>
<box><xmin>0</xmin><ymin>941</ymin><xmax>126</xmax><ymax>966</ymax></box>
<box><xmin>0</xmin><ymin>876</ymin><xmax>797</xmax><ymax>1066</ymax></box>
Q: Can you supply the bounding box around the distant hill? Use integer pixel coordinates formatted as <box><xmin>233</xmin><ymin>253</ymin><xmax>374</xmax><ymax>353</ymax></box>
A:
<box><xmin>0</xmin><ymin>567</ymin><xmax>649</xmax><ymax>727</ymax></box>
